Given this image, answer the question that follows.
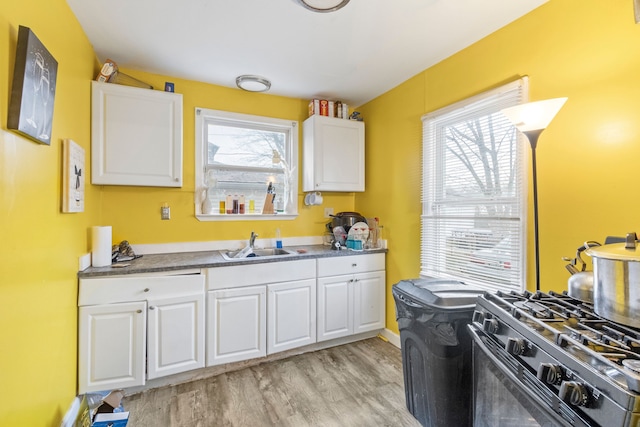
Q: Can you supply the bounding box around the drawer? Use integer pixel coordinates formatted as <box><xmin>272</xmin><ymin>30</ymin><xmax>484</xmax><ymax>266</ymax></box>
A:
<box><xmin>206</xmin><ymin>259</ymin><xmax>315</xmax><ymax>290</ymax></box>
<box><xmin>317</xmin><ymin>253</ymin><xmax>385</xmax><ymax>277</ymax></box>
<box><xmin>79</xmin><ymin>273</ymin><xmax>204</xmax><ymax>306</ymax></box>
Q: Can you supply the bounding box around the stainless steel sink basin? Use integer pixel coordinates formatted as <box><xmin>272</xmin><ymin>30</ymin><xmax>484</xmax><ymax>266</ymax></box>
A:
<box><xmin>220</xmin><ymin>248</ymin><xmax>295</xmax><ymax>260</ymax></box>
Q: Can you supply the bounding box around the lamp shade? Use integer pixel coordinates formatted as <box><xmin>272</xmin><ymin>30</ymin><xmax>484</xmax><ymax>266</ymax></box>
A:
<box><xmin>501</xmin><ymin>98</ymin><xmax>568</xmax><ymax>132</ymax></box>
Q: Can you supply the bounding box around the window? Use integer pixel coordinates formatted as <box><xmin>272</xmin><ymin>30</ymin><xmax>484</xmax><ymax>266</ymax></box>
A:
<box><xmin>195</xmin><ymin>108</ymin><xmax>298</xmax><ymax>221</ymax></box>
<box><xmin>421</xmin><ymin>78</ymin><xmax>528</xmax><ymax>292</ymax></box>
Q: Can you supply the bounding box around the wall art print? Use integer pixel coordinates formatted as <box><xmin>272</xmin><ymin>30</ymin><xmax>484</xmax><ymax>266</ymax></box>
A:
<box><xmin>62</xmin><ymin>139</ymin><xmax>85</xmax><ymax>213</ymax></box>
<box><xmin>8</xmin><ymin>25</ymin><xmax>58</xmax><ymax>145</ymax></box>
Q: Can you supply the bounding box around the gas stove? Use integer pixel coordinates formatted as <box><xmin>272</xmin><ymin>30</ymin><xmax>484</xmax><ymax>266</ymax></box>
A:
<box><xmin>470</xmin><ymin>290</ymin><xmax>640</xmax><ymax>427</ymax></box>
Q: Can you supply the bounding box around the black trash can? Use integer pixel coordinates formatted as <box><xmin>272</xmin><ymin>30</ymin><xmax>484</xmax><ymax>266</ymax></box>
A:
<box><xmin>392</xmin><ymin>278</ymin><xmax>484</xmax><ymax>427</ymax></box>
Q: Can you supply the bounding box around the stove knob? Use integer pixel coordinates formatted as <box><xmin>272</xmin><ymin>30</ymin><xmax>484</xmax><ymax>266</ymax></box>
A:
<box><xmin>483</xmin><ymin>318</ymin><xmax>500</xmax><ymax>334</ymax></box>
<box><xmin>506</xmin><ymin>338</ymin><xmax>527</xmax><ymax>356</ymax></box>
<box><xmin>537</xmin><ymin>363</ymin><xmax>563</xmax><ymax>385</ymax></box>
<box><xmin>559</xmin><ymin>381</ymin><xmax>589</xmax><ymax>407</ymax></box>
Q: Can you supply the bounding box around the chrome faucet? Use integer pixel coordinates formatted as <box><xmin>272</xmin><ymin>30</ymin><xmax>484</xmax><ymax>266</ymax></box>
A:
<box><xmin>249</xmin><ymin>231</ymin><xmax>258</xmax><ymax>249</ymax></box>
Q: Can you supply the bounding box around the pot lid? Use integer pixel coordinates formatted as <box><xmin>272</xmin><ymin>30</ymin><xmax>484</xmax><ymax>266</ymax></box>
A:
<box><xmin>586</xmin><ymin>242</ymin><xmax>640</xmax><ymax>261</ymax></box>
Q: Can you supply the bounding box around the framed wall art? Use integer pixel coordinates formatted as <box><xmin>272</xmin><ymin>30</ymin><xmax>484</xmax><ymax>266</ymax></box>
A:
<box><xmin>62</xmin><ymin>139</ymin><xmax>85</xmax><ymax>213</ymax></box>
<box><xmin>8</xmin><ymin>25</ymin><xmax>58</xmax><ymax>145</ymax></box>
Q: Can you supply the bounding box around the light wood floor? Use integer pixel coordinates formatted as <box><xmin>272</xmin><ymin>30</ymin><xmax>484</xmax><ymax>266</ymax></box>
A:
<box><xmin>123</xmin><ymin>337</ymin><xmax>422</xmax><ymax>427</ymax></box>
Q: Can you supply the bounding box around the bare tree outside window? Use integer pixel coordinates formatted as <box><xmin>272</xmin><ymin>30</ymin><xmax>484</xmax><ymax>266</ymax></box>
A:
<box><xmin>422</xmin><ymin>79</ymin><xmax>527</xmax><ymax>292</ymax></box>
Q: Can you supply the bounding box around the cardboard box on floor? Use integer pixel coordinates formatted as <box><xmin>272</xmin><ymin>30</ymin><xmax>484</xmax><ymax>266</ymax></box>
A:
<box><xmin>60</xmin><ymin>390</ymin><xmax>129</xmax><ymax>427</ymax></box>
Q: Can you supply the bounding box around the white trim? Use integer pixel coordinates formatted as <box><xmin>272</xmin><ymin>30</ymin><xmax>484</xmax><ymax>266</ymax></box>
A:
<box><xmin>379</xmin><ymin>329</ymin><xmax>401</xmax><ymax>348</ymax></box>
<box><xmin>195</xmin><ymin>107</ymin><xmax>299</xmax><ymax>221</ymax></box>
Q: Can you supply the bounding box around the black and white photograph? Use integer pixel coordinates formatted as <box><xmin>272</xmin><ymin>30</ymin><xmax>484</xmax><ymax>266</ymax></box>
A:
<box><xmin>8</xmin><ymin>25</ymin><xmax>58</xmax><ymax>145</ymax></box>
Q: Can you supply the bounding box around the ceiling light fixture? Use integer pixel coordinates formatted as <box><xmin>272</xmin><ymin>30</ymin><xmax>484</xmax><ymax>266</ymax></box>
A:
<box><xmin>296</xmin><ymin>0</ymin><xmax>350</xmax><ymax>13</ymax></box>
<box><xmin>236</xmin><ymin>75</ymin><xmax>271</xmax><ymax>92</ymax></box>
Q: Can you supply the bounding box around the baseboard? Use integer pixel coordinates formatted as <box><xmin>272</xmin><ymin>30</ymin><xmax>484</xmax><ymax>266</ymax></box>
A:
<box><xmin>379</xmin><ymin>328</ymin><xmax>400</xmax><ymax>348</ymax></box>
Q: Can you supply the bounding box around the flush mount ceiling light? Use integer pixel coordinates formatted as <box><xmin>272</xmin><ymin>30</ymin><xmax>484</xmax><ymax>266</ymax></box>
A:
<box><xmin>296</xmin><ymin>0</ymin><xmax>350</xmax><ymax>13</ymax></box>
<box><xmin>236</xmin><ymin>75</ymin><xmax>271</xmax><ymax>92</ymax></box>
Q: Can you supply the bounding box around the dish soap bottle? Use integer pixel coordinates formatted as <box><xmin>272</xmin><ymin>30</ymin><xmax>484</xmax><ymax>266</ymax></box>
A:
<box><xmin>275</xmin><ymin>228</ymin><xmax>283</xmax><ymax>249</ymax></box>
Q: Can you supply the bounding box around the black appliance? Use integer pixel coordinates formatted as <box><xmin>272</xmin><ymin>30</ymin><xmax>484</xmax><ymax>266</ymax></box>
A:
<box><xmin>469</xmin><ymin>290</ymin><xmax>640</xmax><ymax>427</ymax></box>
<box><xmin>393</xmin><ymin>279</ymin><xmax>485</xmax><ymax>427</ymax></box>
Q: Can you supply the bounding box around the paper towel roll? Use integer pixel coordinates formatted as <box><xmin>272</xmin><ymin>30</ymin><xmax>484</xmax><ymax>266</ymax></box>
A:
<box><xmin>92</xmin><ymin>226</ymin><xmax>112</xmax><ymax>267</ymax></box>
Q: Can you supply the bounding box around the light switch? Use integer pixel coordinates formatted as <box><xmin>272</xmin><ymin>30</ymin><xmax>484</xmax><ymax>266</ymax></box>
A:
<box><xmin>161</xmin><ymin>204</ymin><xmax>171</xmax><ymax>220</ymax></box>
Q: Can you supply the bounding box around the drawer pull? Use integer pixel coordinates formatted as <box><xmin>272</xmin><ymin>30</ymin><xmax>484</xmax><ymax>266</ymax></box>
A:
<box><xmin>136</xmin><ymin>309</ymin><xmax>142</xmax><ymax>314</ymax></box>
<box><xmin>352</xmin><ymin>263</ymin><xmax>357</xmax><ymax>267</ymax></box>
<box><xmin>144</xmin><ymin>288</ymin><xmax>150</xmax><ymax>292</ymax></box>
<box><xmin>149</xmin><ymin>306</ymin><xmax>155</xmax><ymax>310</ymax></box>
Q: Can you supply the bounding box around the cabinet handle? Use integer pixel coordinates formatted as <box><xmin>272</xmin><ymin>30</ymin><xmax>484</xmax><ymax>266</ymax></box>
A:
<box><xmin>149</xmin><ymin>306</ymin><xmax>155</xmax><ymax>310</ymax></box>
<box><xmin>136</xmin><ymin>310</ymin><xmax>142</xmax><ymax>314</ymax></box>
<box><xmin>352</xmin><ymin>263</ymin><xmax>357</xmax><ymax>267</ymax></box>
<box><xmin>144</xmin><ymin>288</ymin><xmax>150</xmax><ymax>292</ymax></box>
<box><xmin>174</xmin><ymin>177</ymin><xmax>179</xmax><ymax>182</ymax></box>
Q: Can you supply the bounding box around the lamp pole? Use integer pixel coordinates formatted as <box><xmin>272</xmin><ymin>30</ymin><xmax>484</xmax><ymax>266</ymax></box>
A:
<box><xmin>501</xmin><ymin>97</ymin><xmax>567</xmax><ymax>294</ymax></box>
<box><xmin>523</xmin><ymin>129</ymin><xmax>543</xmax><ymax>292</ymax></box>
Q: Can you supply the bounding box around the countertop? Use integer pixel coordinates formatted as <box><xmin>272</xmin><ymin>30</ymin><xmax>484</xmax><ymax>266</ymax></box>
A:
<box><xmin>78</xmin><ymin>245</ymin><xmax>387</xmax><ymax>278</ymax></box>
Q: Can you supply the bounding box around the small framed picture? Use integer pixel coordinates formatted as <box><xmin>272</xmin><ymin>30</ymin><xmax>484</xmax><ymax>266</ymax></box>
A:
<box><xmin>8</xmin><ymin>26</ymin><xmax>58</xmax><ymax>145</ymax></box>
<box><xmin>164</xmin><ymin>82</ymin><xmax>175</xmax><ymax>92</ymax></box>
<box><xmin>62</xmin><ymin>139</ymin><xmax>85</xmax><ymax>213</ymax></box>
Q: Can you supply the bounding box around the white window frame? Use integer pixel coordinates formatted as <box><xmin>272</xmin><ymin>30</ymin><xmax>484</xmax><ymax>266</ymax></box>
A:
<box><xmin>421</xmin><ymin>78</ymin><xmax>529</xmax><ymax>292</ymax></box>
<box><xmin>195</xmin><ymin>108</ymin><xmax>299</xmax><ymax>222</ymax></box>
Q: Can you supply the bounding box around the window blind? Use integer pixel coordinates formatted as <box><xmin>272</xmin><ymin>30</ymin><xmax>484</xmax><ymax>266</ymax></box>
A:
<box><xmin>421</xmin><ymin>78</ymin><xmax>529</xmax><ymax>292</ymax></box>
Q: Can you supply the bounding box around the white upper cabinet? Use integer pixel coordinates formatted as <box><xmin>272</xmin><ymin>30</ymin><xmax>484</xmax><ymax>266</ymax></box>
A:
<box><xmin>302</xmin><ymin>115</ymin><xmax>365</xmax><ymax>192</ymax></box>
<box><xmin>91</xmin><ymin>81</ymin><xmax>183</xmax><ymax>187</ymax></box>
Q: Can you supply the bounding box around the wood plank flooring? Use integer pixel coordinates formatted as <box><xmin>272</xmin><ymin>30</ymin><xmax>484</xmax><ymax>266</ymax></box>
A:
<box><xmin>123</xmin><ymin>337</ymin><xmax>422</xmax><ymax>427</ymax></box>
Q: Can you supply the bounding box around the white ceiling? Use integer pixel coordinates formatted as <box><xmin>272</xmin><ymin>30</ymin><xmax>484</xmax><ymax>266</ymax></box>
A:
<box><xmin>66</xmin><ymin>0</ymin><xmax>547</xmax><ymax>106</ymax></box>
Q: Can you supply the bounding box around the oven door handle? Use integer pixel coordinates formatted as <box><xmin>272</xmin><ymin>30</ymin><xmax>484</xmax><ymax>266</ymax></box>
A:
<box><xmin>466</xmin><ymin>325</ymin><xmax>583</xmax><ymax>427</ymax></box>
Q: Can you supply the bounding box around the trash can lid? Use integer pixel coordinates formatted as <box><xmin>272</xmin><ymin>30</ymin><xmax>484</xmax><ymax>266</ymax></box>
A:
<box><xmin>392</xmin><ymin>278</ymin><xmax>485</xmax><ymax>311</ymax></box>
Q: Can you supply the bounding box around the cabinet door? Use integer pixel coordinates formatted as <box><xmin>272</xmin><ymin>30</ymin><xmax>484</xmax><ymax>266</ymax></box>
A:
<box><xmin>91</xmin><ymin>81</ymin><xmax>183</xmax><ymax>187</ymax></box>
<box><xmin>78</xmin><ymin>302</ymin><xmax>146</xmax><ymax>393</ymax></box>
<box><xmin>353</xmin><ymin>271</ymin><xmax>386</xmax><ymax>334</ymax></box>
<box><xmin>303</xmin><ymin>115</ymin><xmax>364</xmax><ymax>192</ymax></box>
<box><xmin>207</xmin><ymin>286</ymin><xmax>266</xmax><ymax>366</ymax></box>
<box><xmin>317</xmin><ymin>275</ymin><xmax>353</xmax><ymax>342</ymax></box>
<box><xmin>147</xmin><ymin>293</ymin><xmax>205</xmax><ymax>380</ymax></box>
<box><xmin>267</xmin><ymin>279</ymin><xmax>316</xmax><ymax>354</ymax></box>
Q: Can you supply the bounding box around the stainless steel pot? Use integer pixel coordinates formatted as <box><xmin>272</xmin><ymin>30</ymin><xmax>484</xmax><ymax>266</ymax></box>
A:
<box><xmin>328</xmin><ymin>211</ymin><xmax>366</xmax><ymax>233</ymax></box>
<box><xmin>587</xmin><ymin>233</ymin><xmax>640</xmax><ymax>328</ymax></box>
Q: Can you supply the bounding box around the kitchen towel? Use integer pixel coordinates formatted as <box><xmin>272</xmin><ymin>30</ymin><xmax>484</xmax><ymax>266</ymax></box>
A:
<box><xmin>92</xmin><ymin>226</ymin><xmax>112</xmax><ymax>267</ymax></box>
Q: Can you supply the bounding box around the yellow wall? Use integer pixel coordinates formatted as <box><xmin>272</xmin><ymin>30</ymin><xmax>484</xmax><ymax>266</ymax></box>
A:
<box><xmin>358</xmin><ymin>0</ymin><xmax>640</xmax><ymax>333</ymax></box>
<box><xmin>5</xmin><ymin>0</ymin><xmax>640</xmax><ymax>423</ymax></box>
<box><xmin>99</xmin><ymin>69</ymin><xmax>357</xmax><ymax>244</ymax></box>
<box><xmin>0</xmin><ymin>0</ymin><xmax>99</xmax><ymax>425</ymax></box>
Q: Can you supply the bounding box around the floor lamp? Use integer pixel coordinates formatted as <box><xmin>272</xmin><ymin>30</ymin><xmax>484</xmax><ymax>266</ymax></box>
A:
<box><xmin>501</xmin><ymin>98</ymin><xmax>568</xmax><ymax>292</ymax></box>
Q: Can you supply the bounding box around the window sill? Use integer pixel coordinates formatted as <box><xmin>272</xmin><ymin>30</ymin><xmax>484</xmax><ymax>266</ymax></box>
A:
<box><xmin>196</xmin><ymin>213</ymin><xmax>298</xmax><ymax>222</ymax></box>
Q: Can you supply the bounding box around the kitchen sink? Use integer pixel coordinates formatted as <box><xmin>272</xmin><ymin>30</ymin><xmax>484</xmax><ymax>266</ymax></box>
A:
<box><xmin>220</xmin><ymin>248</ymin><xmax>295</xmax><ymax>260</ymax></box>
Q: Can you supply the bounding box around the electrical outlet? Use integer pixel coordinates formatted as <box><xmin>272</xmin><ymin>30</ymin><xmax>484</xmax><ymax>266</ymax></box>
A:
<box><xmin>161</xmin><ymin>205</ymin><xmax>171</xmax><ymax>220</ymax></box>
<box><xmin>324</xmin><ymin>207</ymin><xmax>334</xmax><ymax>218</ymax></box>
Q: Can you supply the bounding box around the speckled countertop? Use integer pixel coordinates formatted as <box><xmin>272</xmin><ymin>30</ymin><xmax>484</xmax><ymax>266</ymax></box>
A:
<box><xmin>78</xmin><ymin>245</ymin><xmax>387</xmax><ymax>278</ymax></box>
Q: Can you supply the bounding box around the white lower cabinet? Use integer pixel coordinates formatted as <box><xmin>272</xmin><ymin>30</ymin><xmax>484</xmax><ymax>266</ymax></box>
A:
<box><xmin>207</xmin><ymin>286</ymin><xmax>266</xmax><ymax>366</ymax></box>
<box><xmin>205</xmin><ymin>259</ymin><xmax>316</xmax><ymax>365</ymax></box>
<box><xmin>79</xmin><ymin>301</ymin><xmax>147</xmax><ymax>392</ymax></box>
<box><xmin>267</xmin><ymin>279</ymin><xmax>316</xmax><ymax>354</ymax></box>
<box><xmin>78</xmin><ymin>253</ymin><xmax>385</xmax><ymax>393</ymax></box>
<box><xmin>78</xmin><ymin>272</ymin><xmax>205</xmax><ymax>393</ymax></box>
<box><xmin>317</xmin><ymin>253</ymin><xmax>386</xmax><ymax>342</ymax></box>
<box><xmin>147</xmin><ymin>294</ymin><xmax>205</xmax><ymax>379</ymax></box>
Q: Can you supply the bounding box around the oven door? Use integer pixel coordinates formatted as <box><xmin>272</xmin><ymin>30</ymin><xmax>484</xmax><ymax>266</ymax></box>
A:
<box><xmin>469</xmin><ymin>325</ymin><xmax>586</xmax><ymax>427</ymax></box>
